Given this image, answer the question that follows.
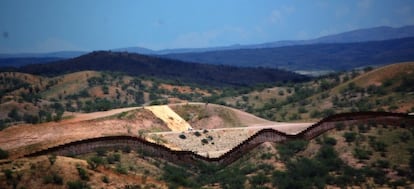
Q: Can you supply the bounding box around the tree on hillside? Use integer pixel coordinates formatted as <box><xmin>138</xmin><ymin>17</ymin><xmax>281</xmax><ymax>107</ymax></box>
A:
<box><xmin>0</xmin><ymin>148</ymin><xmax>8</xmax><ymax>159</ymax></box>
<box><xmin>8</xmin><ymin>108</ymin><xmax>21</xmax><ymax>121</ymax></box>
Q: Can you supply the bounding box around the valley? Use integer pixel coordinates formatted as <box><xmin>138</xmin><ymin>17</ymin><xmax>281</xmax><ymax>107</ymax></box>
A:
<box><xmin>0</xmin><ymin>60</ymin><xmax>414</xmax><ymax>188</ymax></box>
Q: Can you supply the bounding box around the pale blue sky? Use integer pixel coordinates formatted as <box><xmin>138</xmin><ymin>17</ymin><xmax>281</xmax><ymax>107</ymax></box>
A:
<box><xmin>1</xmin><ymin>0</ymin><xmax>413</xmax><ymax>53</ymax></box>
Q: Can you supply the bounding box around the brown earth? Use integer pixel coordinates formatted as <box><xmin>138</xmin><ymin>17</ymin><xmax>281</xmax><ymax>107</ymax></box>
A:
<box><xmin>0</xmin><ymin>103</ymin><xmax>314</xmax><ymax>160</ymax></box>
<box><xmin>0</xmin><ymin>108</ymin><xmax>169</xmax><ymax>159</ymax></box>
<box><xmin>169</xmin><ymin>103</ymin><xmax>275</xmax><ymax>129</ymax></box>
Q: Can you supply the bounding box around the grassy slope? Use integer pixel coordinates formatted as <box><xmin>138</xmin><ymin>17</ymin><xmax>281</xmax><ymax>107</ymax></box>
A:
<box><xmin>224</xmin><ymin>62</ymin><xmax>414</xmax><ymax>122</ymax></box>
<box><xmin>0</xmin><ymin>70</ymin><xmax>217</xmax><ymax>128</ymax></box>
<box><xmin>333</xmin><ymin>61</ymin><xmax>414</xmax><ymax>92</ymax></box>
<box><xmin>0</xmin><ymin>153</ymin><xmax>168</xmax><ymax>189</ymax></box>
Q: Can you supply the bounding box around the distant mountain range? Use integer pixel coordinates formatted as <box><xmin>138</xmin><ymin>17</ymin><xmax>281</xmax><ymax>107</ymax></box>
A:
<box><xmin>162</xmin><ymin>37</ymin><xmax>414</xmax><ymax>71</ymax></box>
<box><xmin>1</xmin><ymin>25</ymin><xmax>414</xmax><ymax>59</ymax></box>
<box><xmin>1</xmin><ymin>25</ymin><xmax>414</xmax><ymax>72</ymax></box>
<box><xmin>6</xmin><ymin>51</ymin><xmax>308</xmax><ymax>87</ymax></box>
<box><xmin>118</xmin><ymin>25</ymin><xmax>414</xmax><ymax>55</ymax></box>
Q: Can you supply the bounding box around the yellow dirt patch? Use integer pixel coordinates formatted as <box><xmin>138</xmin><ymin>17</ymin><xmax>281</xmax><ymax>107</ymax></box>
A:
<box><xmin>145</xmin><ymin>105</ymin><xmax>192</xmax><ymax>132</ymax></box>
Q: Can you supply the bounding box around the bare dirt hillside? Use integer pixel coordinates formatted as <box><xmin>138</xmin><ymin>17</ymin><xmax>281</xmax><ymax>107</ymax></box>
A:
<box><xmin>0</xmin><ymin>108</ymin><xmax>168</xmax><ymax>158</ymax></box>
<box><xmin>169</xmin><ymin>103</ymin><xmax>275</xmax><ymax>129</ymax></box>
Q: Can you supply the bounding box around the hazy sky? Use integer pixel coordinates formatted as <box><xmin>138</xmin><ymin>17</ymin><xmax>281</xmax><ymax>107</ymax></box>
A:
<box><xmin>1</xmin><ymin>0</ymin><xmax>414</xmax><ymax>53</ymax></box>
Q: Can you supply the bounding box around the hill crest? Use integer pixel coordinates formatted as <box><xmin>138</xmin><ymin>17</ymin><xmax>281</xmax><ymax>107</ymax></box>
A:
<box><xmin>12</xmin><ymin>51</ymin><xmax>308</xmax><ymax>87</ymax></box>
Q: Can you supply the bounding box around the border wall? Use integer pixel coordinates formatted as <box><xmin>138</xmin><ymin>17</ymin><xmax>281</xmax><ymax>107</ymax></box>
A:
<box><xmin>25</xmin><ymin>112</ymin><xmax>414</xmax><ymax>166</ymax></box>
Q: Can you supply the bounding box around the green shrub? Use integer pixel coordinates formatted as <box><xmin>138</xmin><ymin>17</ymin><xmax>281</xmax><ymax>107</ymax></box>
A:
<box><xmin>335</xmin><ymin>122</ymin><xmax>345</xmax><ymax>131</ymax></box>
<box><xmin>76</xmin><ymin>166</ymin><xmax>89</xmax><ymax>181</ymax></box>
<box><xmin>116</xmin><ymin>164</ymin><xmax>128</xmax><ymax>174</ymax></box>
<box><xmin>374</xmin><ymin>159</ymin><xmax>390</xmax><ymax>168</ymax></box>
<box><xmin>88</xmin><ymin>156</ymin><xmax>105</xmax><ymax>169</ymax></box>
<box><xmin>260</xmin><ymin>153</ymin><xmax>273</xmax><ymax>160</ymax></box>
<box><xmin>162</xmin><ymin>164</ymin><xmax>197</xmax><ymax>188</ymax></box>
<box><xmin>96</xmin><ymin>148</ymin><xmax>107</xmax><ymax>156</ymax></box>
<box><xmin>277</xmin><ymin>140</ymin><xmax>308</xmax><ymax>161</ymax></box>
<box><xmin>194</xmin><ymin>131</ymin><xmax>202</xmax><ymax>137</ymax></box>
<box><xmin>107</xmin><ymin>154</ymin><xmax>120</xmax><ymax>164</ymax></box>
<box><xmin>257</xmin><ymin>164</ymin><xmax>274</xmax><ymax>174</ymax></box>
<box><xmin>323</xmin><ymin>137</ymin><xmax>337</xmax><ymax>146</ymax></box>
<box><xmin>123</xmin><ymin>146</ymin><xmax>131</xmax><ymax>153</ymax></box>
<box><xmin>250</xmin><ymin>172</ymin><xmax>269</xmax><ymax>186</ymax></box>
<box><xmin>102</xmin><ymin>176</ymin><xmax>110</xmax><ymax>183</ymax></box>
<box><xmin>43</xmin><ymin>172</ymin><xmax>63</xmax><ymax>185</ymax></box>
<box><xmin>67</xmin><ymin>180</ymin><xmax>91</xmax><ymax>189</ymax></box>
<box><xmin>114</xmin><ymin>153</ymin><xmax>121</xmax><ymax>161</ymax></box>
<box><xmin>124</xmin><ymin>185</ymin><xmax>141</xmax><ymax>189</ymax></box>
<box><xmin>399</xmin><ymin>132</ymin><xmax>411</xmax><ymax>143</ymax></box>
<box><xmin>48</xmin><ymin>154</ymin><xmax>57</xmax><ymax>165</ymax></box>
<box><xmin>179</xmin><ymin>134</ymin><xmax>187</xmax><ymax>139</ymax></box>
<box><xmin>358</xmin><ymin>124</ymin><xmax>369</xmax><ymax>133</ymax></box>
<box><xmin>310</xmin><ymin>110</ymin><xmax>321</xmax><ymax>118</ymax></box>
<box><xmin>370</xmin><ymin>141</ymin><xmax>387</xmax><ymax>152</ymax></box>
<box><xmin>298</xmin><ymin>107</ymin><xmax>307</xmax><ymax>113</ymax></box>
<box><xmin>353</xmin><ymin>148</ymin><xmax>371</xmax><ymax>160</ymax></box>
<box><xmin>272</xmin><ymin>158</ymin><xmax>328</xmax><ymax>189</ymax></box>
<box><xmin>316</xmin><ymin>145</ymin><xmax>343</xmax><ymax>171</ymax></box>
<box><xmin>201</xmin><ymin>138</ymin><xmax>209</xmax><ymax>145</ymax></box>
<box><xmin>343</xmin><ymin>132</ymin><xmax>357</xmax><ymax>143</ymax></box>
<box><xmin>0</xmin><ymin>148</ymin><xmax>9</xmax><ymax>159</ymax></box>
<box><xmin>3</xmin><ymin>169</ymin><xmax>13</xmax><ymax>180</ymax></box>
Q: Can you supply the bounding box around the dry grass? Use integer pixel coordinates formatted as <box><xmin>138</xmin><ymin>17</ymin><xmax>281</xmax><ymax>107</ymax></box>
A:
<box><xmin>41</xmin><ymin>71</ymin><xmax>101</xmax><ymax>99</ymax></box>
<box><xmin>224</xmin><ymin>86</ymin><xmax>294</xmax><ymax>109</ymax></box>
<box><xmin>333</xmin><ymin>62</ymin><xmax>414</xmax><ymax>93</ymax></box>
<box><xmin>159</xmin><ymin>83</ymin><xmax>213</xmax><ymax>96</ymax></box>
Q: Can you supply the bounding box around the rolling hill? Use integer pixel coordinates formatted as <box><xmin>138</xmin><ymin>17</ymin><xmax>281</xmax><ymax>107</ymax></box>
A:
<box><xmin>1</xmin><ymin>62</ymin><xmax>414</xmax><ymax>188</ymax></box>
<box><xmin>8</xmin><ymin>51</ymin><xmax>308</xmax><ymax>87</ymax></box>
<box><xmin>222</xmin><ymin>62</ymin><xmax>414</xmax><ymax>122</ymax></box>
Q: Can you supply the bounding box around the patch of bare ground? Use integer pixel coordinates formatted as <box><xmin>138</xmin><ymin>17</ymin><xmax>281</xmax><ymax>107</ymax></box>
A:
<box><xmin>0</xmin><ymin>108</ymin><xmax>169</xmax><ymax>159</ymax></box>
<box><xmin>169</xmin><ymin>103</ymin><xmax>274</xmax><ymax>129</ymax></box>
<box><xmin>155</xmin><ymin>128</ymin><xmax>254</xmax><ymax>157</ymax></box>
